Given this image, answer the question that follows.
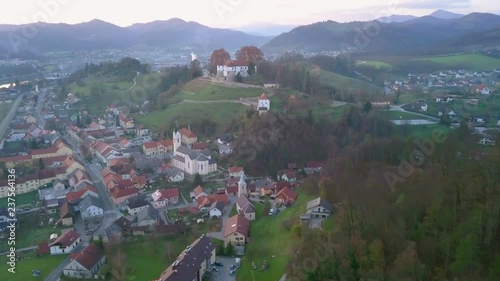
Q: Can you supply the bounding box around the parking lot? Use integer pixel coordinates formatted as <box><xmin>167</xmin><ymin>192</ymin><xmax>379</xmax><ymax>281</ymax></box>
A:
<box><xmin>204</xmin><ymin>256</ymin><xmax>237</xmax><ymax>281</ymax></box>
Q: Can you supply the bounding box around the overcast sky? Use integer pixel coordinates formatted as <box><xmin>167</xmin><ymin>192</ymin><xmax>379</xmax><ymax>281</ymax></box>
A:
<box><xmin>1</xmin><ymin>0</ymin><xmax>499</xmax><ymax>27</ymax></box>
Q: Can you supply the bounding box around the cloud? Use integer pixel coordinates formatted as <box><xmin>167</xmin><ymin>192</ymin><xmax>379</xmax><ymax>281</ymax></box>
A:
<box><xmin>399</xmin><ymin>0</ymin><xmax>471</xmax><ymax>9</ymax></box>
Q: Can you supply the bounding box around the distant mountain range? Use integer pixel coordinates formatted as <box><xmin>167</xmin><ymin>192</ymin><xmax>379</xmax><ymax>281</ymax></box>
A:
<box><xmin>0</xmin><ymin>10</ymin><xmax>499</xmax><ymax>57</ymax></box>
<box><xmin>263</xmin><ymin>11</ymin><xmax>500</xmax><ymax>55</ymax></box>
<box><xmin>0</xmin><ymin>18</ymin><xmax>271</xmax><ymax>55</ymax></box>
<box><xmin>377</xmin><ymin>9</ymin><xmax>464</xmax><ymax>23</ymax></box>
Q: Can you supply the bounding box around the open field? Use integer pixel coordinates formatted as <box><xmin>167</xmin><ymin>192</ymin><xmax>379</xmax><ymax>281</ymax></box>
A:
<box><xmin>73</xmin><ymin>72</ymin><xmax>165</xmax><ymax>114</ymax></box>
<box><xmin>135</xmin><ymin>102</ymin><xmax>247</xmax><ymax>133</ymax></box>
<box><xmin>180</xmin><ymin>84</ymin><xmax>264</xmax><ymax>101</ymax></box>
<box><xmin>356</xmin><ymin>60</ymin><xmax>393</xmax><ymax>69</ymax></box>
<box><xmin>376</xmin><ymin>110</ymin><xmax>434</xmax><ymax>121</ymax></box>
<box><xmin>0</xmin><ymin>191</ymin><xmax>39</xmax><ymax>207</ymax></box>
<box><xmin>316</xmin><ymin>69</ymin><xmax>383</xmax><ymax>94</ymax></box>
<box><xmin>394</xmin><ymin>124</ymin><xmax>453</xmax><ymax>139</ymax></box>
<box><xmin>122</xmin><ymin>223</ymin><xmax>217</xmax><ymax>281</ymax></box>
<box><xmin>237</xmin><ymin>190</ymin><xmax>314</xmax><ymax>281</ymax></box>
<box><xmin>419</xmin><ymin>54</ymin><xmax>500</xmax><ymax>71</ymax></box>
<box><xmin>0</xmin><ymin>212</ymin><xmax>61</xmax><ymax>251</ymax></box>
<box><xmin>0</xmin><ymin>253</ymin><xmax>66</xmax><ymax>281</ymax></box>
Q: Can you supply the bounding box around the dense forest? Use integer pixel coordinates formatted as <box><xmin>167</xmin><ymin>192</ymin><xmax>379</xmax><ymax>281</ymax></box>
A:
<box><xmin>230</xmin><ymin>106</ymin><xmax>500</xmax><ymax>281</ymax></box>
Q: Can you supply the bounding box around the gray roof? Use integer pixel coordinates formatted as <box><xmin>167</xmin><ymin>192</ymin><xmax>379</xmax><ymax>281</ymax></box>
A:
<box><xmin>127</xmin><ymin>197</ymin><xmax>149</xmax><ymax>209</ymax></box>
<box><xmin>78</xmin><ymin>195</ymin><xmax>103</xmax><ymax>212</ymax></box>
<box><xmin>210</xmin><ymin>201</ymin><xmax>225</xmax><ymax>213</ymax></box>
<box><xmin>39</xmin><ymin>188</ymin><xmax>68</xmax><ymax>201</ymax></box>
<box><xmin>236</xmin><ymin>194</ymin><xmax>255</xmax><ymax>214</ymax></box>
<box><xmin>173</xmin><ymin>154</ymin><xmax>185</xmax><ymax>163</ymax></box>
<box><xmin>306</xmin><ymin>197</ymin><xmax>333</xmax><ymax>212</ymax></box>
<box><xmin>176</xmin><ymin>145</ymin><xmax>211</xmax><ymax>161</ymax></box>
<box><xmin>137</xmin><ymin>206</ymin><xmax>161</xmax><ymax>223</ymax></box>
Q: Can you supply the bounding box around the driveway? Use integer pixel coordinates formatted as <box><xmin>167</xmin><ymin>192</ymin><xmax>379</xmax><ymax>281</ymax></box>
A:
<box><xmin>206</xmin><ymin>197</ymin><xmax>236</xmax><ymax>241</ymax></box>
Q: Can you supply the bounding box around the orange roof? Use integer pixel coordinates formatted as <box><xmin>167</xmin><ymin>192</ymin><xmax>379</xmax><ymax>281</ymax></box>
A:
<box><xmin>66</xmin><ymin>186</ymin><xmax>97</xmax><ymax>202</ymax></box>
<box><xmin>191</xmin><ymin>142</ymin><xmax>207</xmax><ymax>150</ymax></box>
<box><xmin>0</xmin><ymin>155</ymin><xmax>32</xmax><ymax>163</ymax></box>
<box><xmin>159</xmin><ymin>140</ymin><xmax>173</xmax><ymax>147</ymax></box>
<box><xmin>159</xmin><ymin>187</ymin><xmax>179</xmax><ymax>199</ymax></box>
<box><xmin>228</xmin><ymin>166</ymin><xmax>243</xmax><ymax>173</ymax></box>
<box><xmin>276</xmin><ymin>186</ymin><xmax>298</xmax><ymax>204</ymax></box>
<box><xmin>143</xmin><ymin>142</ymin><xmax>158</xmax><ymax>149</ymax></box>
<box><xmin>111</xmin><ymin>187</ymin><xmax>138</xmax><ymax>199</ymax></box>
<box><xmin>193</xmin><ymin>185</ymin><xmax>204</xmax><ymax>197</ymax></box>
<box><xmin>259</xmin><ymin>93</ymin><xmax>268</xmax><ymax>100</ymax></box>
<box><xmin>179</xmin><ymin>128</ymin><xmax>197</xmax><ymax>139</ymax></box>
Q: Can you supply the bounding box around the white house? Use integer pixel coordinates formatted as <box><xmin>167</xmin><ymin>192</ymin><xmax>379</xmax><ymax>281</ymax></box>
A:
<box><xmin>63</xmin><ymin>243</ymin><xmax>106</xmax><ymax>279</ymax></box>
<box><xmin>49</xmin><ymin>230</ymin><xmax>81</xmax><ymax>255</ymax></box>
<box><xmin>305</xmin><ymin>197</ymin><xmax>334</xmax><ymax>219</ymax></box>
<box><xmin>476</xmin><ymin>84</ymin><xmax>491</xmax><ymax>95</ymax></box>
<box><xmin>78</xmin><ymin>196</ymin><xmax>103</xmax><ymax>220</ymax></box>
<box><xmin>435</xmin><ymin>96</ymin><xmax>452</xmax><ymax>103</ymax></box>
<box><xmin>257</xmin><ymin>93</ymin><xmax>270</xmax><ymax>114</ymax></box>
<box><xmin>209</xmin><ymin>201</ymin><xmax>224</xmax><ymax>218</ymax></box>
<box><xmin>217</xmin><ymin>60</ymin><xmax>256</xmax><ymax>78</ymax></box>
<box><xmin>163</xmin><ymin>167</ymin><xmax>184</xmax><ymax>182</ymax></box>
<box><xmin>127</xmin><ymin>198</ymin><xmax>150</xmax><ymax>215</ymax></box>
<box><xmin>151</xmin><ymin>188</ymin><xmax>179</xmax><ymax>209</ymax></box>
<box><xmin>228</xmin><ymin>166</ymin><xmax>244</xmax><ymax>178</ymax></box>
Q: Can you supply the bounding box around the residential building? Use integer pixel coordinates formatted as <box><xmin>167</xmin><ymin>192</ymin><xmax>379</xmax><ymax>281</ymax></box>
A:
<box><xmin>305</xmin><ymin>197</ymin><xmax>334</xmax><ymax>218</ymax></box>
<box><xmin>228</xmin><ymin>166</ymin><xmax>244</xmax><ymax>178</ymax></box>
<box><xmin>257</xmin><ymin>93</ymin><xmax>270</xmax><ymax>114</ymax></box>
<box><xmin>58</xmin><ymin>202</ymin><xmax>75</xmax><ymax>226</ymax></box>
<box><xmin>136</xmin><ymin>206</ymin><xmax>162</xmax><ymax>227</ymax></box>
<box><xmin>78</xmin><ymin>196</ymin><xmax>104</xmax><ymax>220</ymax></box>
<box><xmin>136</xmin><ymin>125</ymin><xmax>149</xmax><ymax>137</ymax></box>
<box><xmin>155</xmin><ymin>234</ymin><xmax>216</xmax><ymax>281</ymax></box>
<box><xmin>127</xmin><ymin>197</ymin><xmax>150</xmax><ymax>215</ymax></box>
<box><xmin>191</xmin><ymin>185</ymin><xmax>207</xmax><ymax>200</ymax></box>
<box><xmin>179</xmin><ymin>127</ymin><xmax>198</xmax><ymax>145</ymax></box>
<box><xmin>224</xmin><ymin>214</ymin><xmax>250</xmax><ymax>246</ymax></box>
<box><xmin>118</xmin><ymin>113</ymin><xmax>134</xmax><ymax>129</ymax></box>
<box><xmin>209</xmin><ymin>201</ymin><xmax>225</xmax><ymax>218</ymax></box>
<box><xmin>143</xmin><ymin>140</ymin><xmax>173</xmax><ymax>156</ymax></box>
<box><xmin>276</xmin><ymin>186</ymin><xmax>298</xmax><ymax>206</ymax></box>
<box><xmin>63</xmin><ymin>243</ymin><xmax>106</xmax><ymax>279</ymax></box>
<box><xmin>151</xmin><ymin>188</ymin><xmax>179</xmax><ymax>209</ymax></box>
<box><xmin>49</xmin><ymin>230</ymin><xmax>81</xmax><ymax>255</ymax></box>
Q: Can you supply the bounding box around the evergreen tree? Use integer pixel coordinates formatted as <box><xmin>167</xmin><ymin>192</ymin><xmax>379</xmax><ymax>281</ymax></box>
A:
<box><xmin>235</xmin><ymin>72</ymin><xmax>243</xmax><ymax>83</ymax></box>
<box><xmin>247</xmin><ymin>61</ymin><xmax>256</xmax><ymax>77</ymax></box>
<box><xmin>193</xmin><ymin>173</ymin><xmax>203</xmax><ymax>187</ymax></box>
<box><xmin>38</xmin><ymin>158</ymin><xmax>45</xmax><ymax>170</ymax></box>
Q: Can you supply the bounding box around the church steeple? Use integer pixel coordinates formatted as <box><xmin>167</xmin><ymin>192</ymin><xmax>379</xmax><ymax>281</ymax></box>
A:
<box><xmin>238</xmin><ymin>173</ymin><xmax>247</xmax><ymax>197</ymax></box>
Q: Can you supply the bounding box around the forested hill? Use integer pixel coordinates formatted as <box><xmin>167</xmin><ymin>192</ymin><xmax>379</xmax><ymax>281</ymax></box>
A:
<box><xmin>228</xmin><ymin>107</ymin><xmax>500</xmax><ymax>281</ymax></box>
<box><xmin>262</xmin><ymin>12</ymin><xmax>500</xmax><ymax>55</ymax></box>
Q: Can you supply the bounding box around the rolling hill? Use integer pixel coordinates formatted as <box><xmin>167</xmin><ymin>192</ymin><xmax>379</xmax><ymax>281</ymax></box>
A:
<box><xmin>0</xmin><ymin>18</ymin><xmax>270</xmax><ymax>54</ymax></box>
<box><xmin>262</xmin><ymin>12</ymin><xmax>500</xmax><ymax>55</ymax></box>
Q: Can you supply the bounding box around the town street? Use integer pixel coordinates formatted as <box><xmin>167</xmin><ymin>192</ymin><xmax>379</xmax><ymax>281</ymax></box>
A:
<box><xmin>206</xmin><ymin>197</ymin><xmax>236</xmax><ymax>241</ymax></box>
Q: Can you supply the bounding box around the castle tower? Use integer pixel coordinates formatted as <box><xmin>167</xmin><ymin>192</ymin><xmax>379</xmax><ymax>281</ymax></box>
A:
<box><xmin>238</xmin><ymin>173</ymin><xmax>247</xmax><ymax>197</ymax></box>
<box><xmin>173</xmin><ymin>130</ymin><xmax>181</xmax><ymax>153</ymax></box>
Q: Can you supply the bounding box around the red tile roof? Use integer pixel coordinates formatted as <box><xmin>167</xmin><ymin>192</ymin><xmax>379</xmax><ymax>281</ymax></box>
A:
<box><xmin>276</xmin><ymin>186</ymin><xmax>298</xmax><ymax>205</ymax></box>
<box><xmin>226</xmin><ymin>185</ymin><xmax>238</xmax><ymax>194</ymax></box>
<box><xmin>179</xmin><ymin>128</ymin><xmax>197</xmax><ymax>139</ymax></box>
<box><xmin>72</xmin><ymin>243</ymin><xmax>105</xmax><ymax>271</ymax></box>
<box><xmin>159</xmin><ymin>187</ymin><xmax>179</xmax><ymax>199</ymax></box>
<box><xmin>228</xmin><ymin>166</ymin><xmax>243</xmax><ymax>173</ymax></box>
<box><xmin>224</xmin><ymin>214</ymin><xmax>250</xmax><ymax>237</ymax></box>
<box><xmin>259</xmin><ymin>93</ymin><xmax>268</xmax><ymax>100</ymax></box>
<box><xmin>143</xmin><ymin>142</ymin><xmax>158</xmax><ymax>149</ymax></box>
<box><xmin>66</xmin><ymin>186</ymin><xmax>97</xmax><ymax>202</ymax></box>
<box><xmin>0</xmin><ymin>154</ymin><xmax>32</xmax><ymax>163</ymax></box>
<box><xmin>111</xmin><ymin>187</ymin><xmax>138</xmax><ymax>199</ymax></box>
<box><xmin>191</xmin><ymin>142</ymin><xmax>208</xmax><ymax>150</ymax></box>
<box><xmin>49</xmin><ymin>230</ymin><xmax>80</xmax><ymax>247</ymax></box>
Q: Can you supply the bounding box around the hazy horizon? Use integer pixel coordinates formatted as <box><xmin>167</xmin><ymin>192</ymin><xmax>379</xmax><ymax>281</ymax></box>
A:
<box><xmin>0</xmin><ymin>0</ymin><xmax>498</xmax><ymax>28</ymax></box>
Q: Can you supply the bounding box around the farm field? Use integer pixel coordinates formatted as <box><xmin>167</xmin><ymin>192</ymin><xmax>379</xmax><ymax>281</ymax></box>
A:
<box><xmin>237</xmin><ymin>190</ymin><xmax>314</xmax><ymax>281</ymax></box>
<box><xmin>356</xmin><ymin>60</ymin><xmax>393</xmax><ymax>69</ymax></box>
<box><xmin>316</xmin><ymin>69</ymin><xmax>383</xmax><ymax>94</ymax></box>
<box><xmin>135</xmin><ymin>102</ymin><xmax>248</xmax><ymax>134</ymax></box>
<box><xmin>419</xmin><ymin>54</ymin><xmax>500</xmax><ymax>71</ymax></box>
<box><xmin>0</xmin><ymin>253</ymin><xmax>66</xmax><ymax>281</ymax></box>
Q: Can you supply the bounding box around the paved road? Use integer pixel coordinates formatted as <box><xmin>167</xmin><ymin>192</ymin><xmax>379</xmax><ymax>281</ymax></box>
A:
<box><xmin>0</xmin><ymin>93</ymin><xmax>24</xmax><ymax>140</ymax></box>
<box><xmin>35</xmin><ymin>90</ymin><xmax>47</xmax><ymax>128</ymax></box>
<box><xmin>206</xmin><ymin>198</ymin><xmax>236</xmax><ymax>241</ymax></box>
<box><xmin>0</xmin><ymin>245</ymin><xmax>37</xmax><ymax>256</ymax></box>
<box><xmin>389</xmin><ymin>104</ymin><xmax>440</xmax><ymax>121</ymax></box>
<box><xmin>44</xmin><ymin>243</ymin><xmax>88</xmax><ymax>281</ymax></box>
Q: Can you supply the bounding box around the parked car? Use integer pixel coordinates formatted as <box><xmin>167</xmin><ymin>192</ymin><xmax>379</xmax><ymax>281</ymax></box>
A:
<box><xmin>269</xmin><ymin>209</ymin><xmax>276</xmax><ymax>216</ymax></box>
<box><xmin>214</xmin><ymin>261</ymin><xmax>223</xmax><ymax>267</ymax></box>
<box><xmin>229</xmin><ymin>270</ymin><xmax>235</xmax><ymax>276</ymax></box>
<box><xmin>213</xmin><ymin>267</ymin><xmax>219</xmax><ymax>272</ymax></box>
<box><xmin>230</xmin><ymin>264</ymin><xmax>237</xmax><ymax>270</ymax></box>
